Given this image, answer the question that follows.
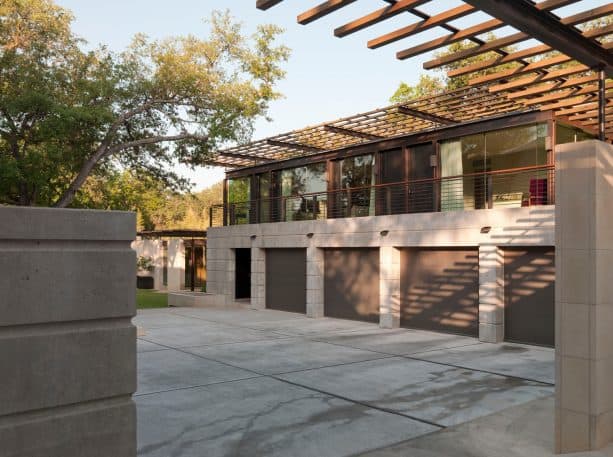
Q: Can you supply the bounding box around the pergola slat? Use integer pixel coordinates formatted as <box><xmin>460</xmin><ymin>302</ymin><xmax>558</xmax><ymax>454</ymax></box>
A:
<box><xmin>424</xmin><ymin>2</ymin><xmax>609</xmax><ymax>71</ymax></box>
<box><xmin>324</xmin><ymin>125</ymin><xmax>384</xmax><ymax>139</ymax></box>
<box><xmin>297</xmin><ymin>0</ymin><xmax>357</xmax><ymax>25</ymax></box>
<box><xmin>462</xmin><ymin>0</ymin><xmax>613</xmax><ymax>76</ymax></box>
<box><xmin>396</xmin><ymin>0</ymin><xmax>576</xmax><ymax>61</ymax></box>
<box><xmin>334</xmin><ymin>0</ymin><xmax>430</xmax><ymax>38</ymax></box>
<box><xmin>397</xmin><ymin>106</ymin><xmax>458</xmax><ymax>125</ymax></box>
<box><xmin>368</xmin><ymin>4</ymin><xmax>475</xmax><ymax>49</ymax></box>
<box><xmin>256</xmin><ymin>0</ymin><xmax>283</xmax><ymax>10</ymax></box>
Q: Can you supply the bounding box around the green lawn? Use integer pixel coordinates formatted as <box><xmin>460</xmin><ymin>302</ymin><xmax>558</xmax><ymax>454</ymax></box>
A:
<box><xmin>137</xmin><ymin>289</ymin><xmax>168</xmax><ymax>309</ymax></box>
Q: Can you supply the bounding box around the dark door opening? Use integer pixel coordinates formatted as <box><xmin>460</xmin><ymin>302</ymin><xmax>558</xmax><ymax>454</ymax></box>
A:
<box><xmin>235</xmin><ymin>248</ymin><xmax>251</xmax><ymax>299</ymax></box>
<box><xmin>185</xmin><ymin>240</ymin><xmax>206</xmax><ymax>291</ymax></box>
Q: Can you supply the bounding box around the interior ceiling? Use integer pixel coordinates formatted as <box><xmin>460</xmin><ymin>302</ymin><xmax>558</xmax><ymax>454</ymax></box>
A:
<box><xmin>210</xmin><ymin>0</ymin><xmax>612</xmax><ymax>169</ymax></box>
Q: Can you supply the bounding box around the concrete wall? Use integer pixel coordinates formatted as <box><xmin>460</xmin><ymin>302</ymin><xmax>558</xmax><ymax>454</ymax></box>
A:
<box><xmin>0</xmin><ymin>207</ymin><xmax>136</xmax><ymax>457</ymax></box>
<box><xmin>207</xmin><ymin>205</ymin><xmax>554</xmax><ymax>342</ymax></box>
<box><xmin>555</xmin><ymin>140</ymin><xmax>613</xmax><ymax>452</ymax></box>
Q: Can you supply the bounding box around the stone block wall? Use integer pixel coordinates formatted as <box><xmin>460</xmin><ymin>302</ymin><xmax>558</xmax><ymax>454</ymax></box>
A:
<box><xmin>207</xmin><ymin>206</ymin><xmax>555</xmax><ymax>343</ymax></box>
<box><xmin>0</xmin><ymin>207</ymin><xmax>136</xmax><ymax>457</ymax></box>
<box><xmin>555</xmin><ymin>140</ymin><xmax>613</xmax><ymax>452</ymax></box>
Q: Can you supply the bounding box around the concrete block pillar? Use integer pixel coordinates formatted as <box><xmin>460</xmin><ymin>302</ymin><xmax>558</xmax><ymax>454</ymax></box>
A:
<box><xmin>251</xmin><ymin>248</ymin><xmax>266</xmax><ymax>309</ymax></box>
<box><xmin>478</xmin><ymin>244</ymin><xmax>504</xmax><ymax>343</ymax></box>
<box><xmin>0</xmin><ymin>207</ymin><xmax>136</xmax><ymax>457</ymax></box>
<box><xmin>167</xmin><ymin>239</ymin><xmax>185</xmax><ymax>292</ymax></box>
<box><xmin>555</xmin><ymin>140</ymin><xmax>613</xmax><ymax>453</ymax></box>
<box><xmin>379</xmin><ymin>246</ymin><xmax>400</xmax><ymax>329</ymax></box>
<box><xmin>306</xmin><ymin>247</ymin><xmax>325</xmax><ymax>318</ymax></box>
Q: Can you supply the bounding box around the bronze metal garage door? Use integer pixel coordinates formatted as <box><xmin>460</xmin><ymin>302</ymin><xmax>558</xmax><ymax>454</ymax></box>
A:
<box><xmin>265</xmin><ymin>248</ymin><xmax>306</xmax><ymax>314</ymax></box>
<box><xmin>400</xmin><ymin>248</ymin><xmax>479</xmax><ymax>337</ymax></box>
<box><xmin>324</xmin><ymin>248</ymin><xmax>379</xmax><ymax>323</ymax></box>
<box><xmin>503</xmin><ymin>247</ymin><xmax>555</xmax><ymax>347</ymax></box>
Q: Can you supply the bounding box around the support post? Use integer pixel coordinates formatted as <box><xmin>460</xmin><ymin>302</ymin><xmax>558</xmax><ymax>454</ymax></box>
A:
<box><xmin>598</xmin><ymin>68</ymin><xmax>606</xmax><ymax>142</ymax></box>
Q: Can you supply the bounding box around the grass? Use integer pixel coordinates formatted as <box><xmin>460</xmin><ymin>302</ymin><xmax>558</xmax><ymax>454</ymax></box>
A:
<box><xmin>137</xmin><ymin>289</ymin><xmax>168</xmax><ymax>309</ymax></box>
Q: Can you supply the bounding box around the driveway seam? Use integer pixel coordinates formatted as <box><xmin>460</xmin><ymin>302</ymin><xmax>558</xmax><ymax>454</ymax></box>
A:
<box><xmin>137</xmin><ymin>334</ymin><xmax>447</xmax><ymax>430</ymax></box>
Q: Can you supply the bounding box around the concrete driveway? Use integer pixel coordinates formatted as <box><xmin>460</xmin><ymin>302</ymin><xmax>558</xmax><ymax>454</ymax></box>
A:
<box><xmin>134</xmin><ymin>307</ymin><xmax>557</xmax><ymax>457</ymax></box>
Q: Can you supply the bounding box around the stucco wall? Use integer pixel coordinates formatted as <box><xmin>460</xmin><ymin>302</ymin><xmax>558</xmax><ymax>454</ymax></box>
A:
<box><xmin>0</xmin><ymin>207</ymin><xmax>136</xmax><ymax>457</ymax></box>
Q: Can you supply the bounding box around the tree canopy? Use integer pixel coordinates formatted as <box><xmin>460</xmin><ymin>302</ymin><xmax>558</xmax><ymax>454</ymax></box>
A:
<box><xmin>0</xmin><ymin>0</ymin><xmax>289</xmax><ymax>207</ymax></box>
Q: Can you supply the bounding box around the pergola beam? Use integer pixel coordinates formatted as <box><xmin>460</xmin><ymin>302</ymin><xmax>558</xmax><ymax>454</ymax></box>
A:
<box><xmin>334</xmin><ymin>0</ymin><xmax>429</xmax><ymax>37</ymax></box>
<box><xmin>217</xmin><ymin>151</ymin><xmax>275</xmax><ymax>163</ymax></box>
<box><xmin>267</xmin><ymin>139</ymin><xmax>324</xmax><ymax>153</ymax></box>
<box><xmin>297</xmin><ymin>0</ymin><xmax>357</xmax><ymax>25</ymax></box>
<box><xmin>462</xmin><ymin>0</ymin><xmax>613</xmax><ymax>76</ymax></box>
<box><xmin>397</xmin><ymin>106</ymin><xmax>458</xmax><ymax>125</ymax></box>
<box><xmin>256</xmin><ymin>0</ymin><xmax>283</xmax><ymax>10</ymax></box>
<box><xmin>324</xmin><ymin>125</ymin><xmax>384</xmax><ymax>140</ymax></box>
<box><xmin>368</xmin><ymin>4</ymin><xmax>475</xmax><ymax>49</ymax></box>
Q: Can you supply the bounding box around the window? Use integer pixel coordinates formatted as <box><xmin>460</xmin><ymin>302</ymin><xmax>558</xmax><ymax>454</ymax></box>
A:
<box><xmin>228</xmin><ymin>177</ymin><xmax>251</xmax><ymax>224</ymax></box>
<box><xmin>278</xmin><ymin>162</ymin><xmax>327</xmax><ymax>221</ymax></box>
<box><xmin>556</xmin><ymin>123</ymin><xmax>595</xmax><ymax>145</ymax></box>
<box><xmin>441</xmin><ymin>123</ymin><xmax>549</xmax><ymax>211</ymax></box>
<box><xmin>333</xmin><ymin>154</ymin><xmax>376</xmax><ymax>217</ymax></box>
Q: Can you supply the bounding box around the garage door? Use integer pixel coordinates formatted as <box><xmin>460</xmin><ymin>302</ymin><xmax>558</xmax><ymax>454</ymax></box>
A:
<box><xmin>503</xmin><ymin>247</ymin><xmax>555</xmax><ymax>347</ymax></box>
<box><xmin>266</xmin><ymin>249</ymin><xmax>306</xmax><ymax>313</ymax></box>
<box><xmin>400</xmin><ymin>248</ymin><xmax>479</xmax><ymax>336</ymax></box>
<box><xmin>324</xmin><ymin>248</ymin><xmax>379</xmax><ymax>323</ymax></box>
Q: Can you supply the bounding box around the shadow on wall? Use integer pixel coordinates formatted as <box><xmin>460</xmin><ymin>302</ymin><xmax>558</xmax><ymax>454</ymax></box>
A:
<box><xmin>400</xmin><ymin>248</ymin><xmax>480</xmax><ymax>337</ymax></box>
<box><xmin>324</xmin><ymin>248</ymin><xmax>380</xmax><ymax>323</ymax></box>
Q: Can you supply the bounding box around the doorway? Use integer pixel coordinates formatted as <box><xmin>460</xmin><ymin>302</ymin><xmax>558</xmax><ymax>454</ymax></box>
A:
<box><xmin>235</xmin><ymin>248</ymin><xmax>251</xmax><ymax>299</ymax></box>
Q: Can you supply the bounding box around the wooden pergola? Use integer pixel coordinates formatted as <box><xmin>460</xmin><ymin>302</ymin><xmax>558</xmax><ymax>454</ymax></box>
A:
<box><xmin>249</xmin><ymin>0</ymin><xmax>613</xmax><ymax>140</ymax></box>
<box><xmin>214</xmin><ymin>85</ymin><xmax>532</xmax><ymax>168</ymax></box>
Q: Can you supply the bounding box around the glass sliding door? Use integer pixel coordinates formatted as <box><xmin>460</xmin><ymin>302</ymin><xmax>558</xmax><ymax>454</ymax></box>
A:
<box><xmin>440</xmin><ymin>123</ymin><xmax>549</xmax><ymax>211</ymax></box>
<box><xmin>228</xmin><ymin>177</ymin><xmax>251</xmax><ymax>224</ymax></box>
<box><xmin>278</xmin><ymin>162</ymin><xmax>327</xmax><ymax>221</ymax></box>
<box><xmin>333</xmin><ymin>154</ymin><xmax>376</xmax><ymax>218</ymax></box>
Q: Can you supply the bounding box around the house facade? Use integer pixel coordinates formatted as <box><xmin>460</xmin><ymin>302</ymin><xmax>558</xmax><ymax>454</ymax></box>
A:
<box><xmin>206</xmin><ymin>108</ymin><xmax>595</xmax><ymax>346</ymax></box>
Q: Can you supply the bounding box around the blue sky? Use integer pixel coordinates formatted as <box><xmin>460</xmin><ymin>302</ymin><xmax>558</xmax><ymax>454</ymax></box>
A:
<box><xmin>57</xmin><ymin>0</ymin><xmax>598</xmax><ymax>189</ymax></box>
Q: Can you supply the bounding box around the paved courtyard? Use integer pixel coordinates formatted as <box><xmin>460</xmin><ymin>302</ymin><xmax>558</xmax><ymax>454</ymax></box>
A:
<box><xmin>133</xmin><ymin>306</ymin><xmax>596</xmax><ymax>457</ymax></box>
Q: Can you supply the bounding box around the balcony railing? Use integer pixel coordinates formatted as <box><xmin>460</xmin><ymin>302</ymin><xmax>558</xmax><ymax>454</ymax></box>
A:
<box><xmin>209</xmin><ymin>165</ymin><xmax>554</xmax><ymax>227</ymax></box>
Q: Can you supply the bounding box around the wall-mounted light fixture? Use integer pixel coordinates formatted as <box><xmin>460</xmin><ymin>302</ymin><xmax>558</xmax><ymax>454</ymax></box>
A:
<box><xmin>380</xmin><ymin>230</ymin><xmax>389</xmax><ymax>237</ymax></box>
<box><xmin>480</xmin><ymin>226</ymin><xmax>492</xmax><ymax>234</ymax></box>
<box><xmin>250</xmin><ymin>234</ymin><xmax>257</xmax><ymax>240</ymax></box>
<box><xmin>306</xmin><ymin>232</ymin><xmax>314</xmax><ymax>238</ymax></box>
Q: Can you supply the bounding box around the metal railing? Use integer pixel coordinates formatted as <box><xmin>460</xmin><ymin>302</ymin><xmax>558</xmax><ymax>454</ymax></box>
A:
<box><xmin>209</xmin><ymin>165</ymin><xmax>554</xmax><ymax>227</ymax></box>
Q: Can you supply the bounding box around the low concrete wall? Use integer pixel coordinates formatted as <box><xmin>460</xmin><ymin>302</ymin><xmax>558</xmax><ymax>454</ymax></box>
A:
<box><xmin>0</xmin><ymin>207</ymin><xmax>136</xmax><ymax>457</ymax></box>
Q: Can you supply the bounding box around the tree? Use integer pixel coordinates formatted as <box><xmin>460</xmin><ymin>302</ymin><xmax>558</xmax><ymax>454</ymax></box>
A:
<box><xmin>0</xmin><ymin>1</ymin><xmax>290</xmax><ymax>207</ymax></box>
<box><xmin>389</xmin><ymin>74</ymin><xmax>444</xmax><ymax>104</ymax></box>
<box><xmin>76</xmin><ymin>170</ymin><xmax>224</xmax><ymax>231</ymax></box>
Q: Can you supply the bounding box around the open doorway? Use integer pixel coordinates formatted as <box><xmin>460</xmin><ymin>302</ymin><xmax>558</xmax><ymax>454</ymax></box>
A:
<box><xmin>235</xmin><ymin>248</ymin><xmax>251</xmax><ymax>299</ymax></box>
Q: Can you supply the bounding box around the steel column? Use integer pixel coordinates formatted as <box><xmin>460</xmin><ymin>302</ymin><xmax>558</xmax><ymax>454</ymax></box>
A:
<box><xmin>598</xmin><ymin>68</ymin><xmax>606</xmax><ymax>141</ymax></box>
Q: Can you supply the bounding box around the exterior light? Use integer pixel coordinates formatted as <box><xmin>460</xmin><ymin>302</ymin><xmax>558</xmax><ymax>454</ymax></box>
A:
<box><xmin>380</xmin><ymin>230</ymin><xmax>389</xmax><ymax>236</ymax></box>
<box><xmin>480</xmin><ymin>226</ymin><xmax>492</xmax><ymax>234</ymax></box>
<box><xmin>306</xmin><ymin>232</ymin><xmax>314</xmax><ymax>238</ymax></box>
<box><xmin>250</xmin><ymin>234</ymin><xmax>257</xmax><ymax>240</ymax></box>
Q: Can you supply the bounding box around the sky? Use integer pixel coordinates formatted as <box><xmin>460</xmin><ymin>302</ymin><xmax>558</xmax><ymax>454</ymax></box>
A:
<box><xmin>57</xmin><ymin>0</ymin><xmax>598</xmax><ymax>190</ymax></box>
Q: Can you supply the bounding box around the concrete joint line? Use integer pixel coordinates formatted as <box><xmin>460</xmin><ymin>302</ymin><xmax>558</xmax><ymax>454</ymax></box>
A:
<box><xmin>0</xmin><ymin>317</ymin><xmax>134</xmax><ymax>338</ymax></box>
<box><xmin>0</xmin><ymin>395</ymin><xmax>133</xmax><ymax>427</ymax></box>
<box><xmin>271</xmin><ymin>376</ymin><xmax>446</xmax><ymax>430</ymax></box>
